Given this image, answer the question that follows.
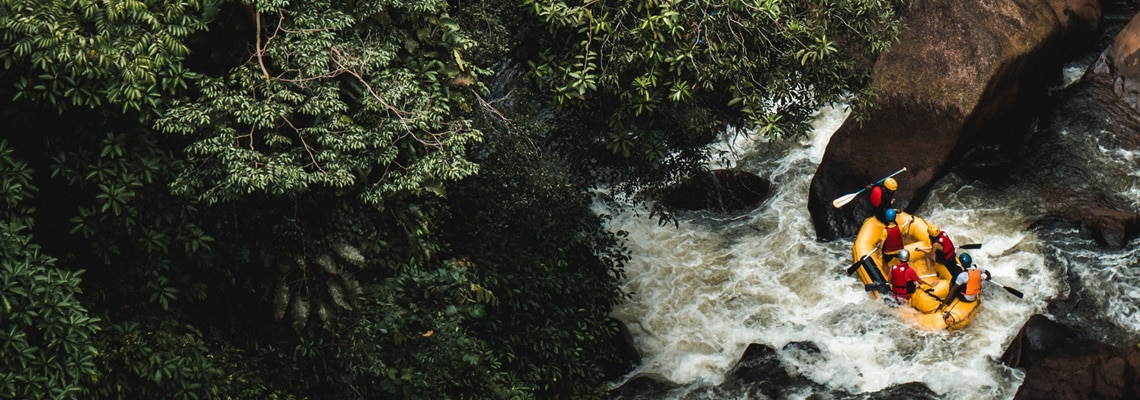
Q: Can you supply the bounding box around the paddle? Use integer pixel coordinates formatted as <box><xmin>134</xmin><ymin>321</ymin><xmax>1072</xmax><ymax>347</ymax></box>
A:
<box><xmin>845</xmin><ymin>247</ymin><xmax>880</xmax><ymax>275</ymax></box>
<box><xmin>989</xmin><ymin>279</ymin><xmax>1024</xmax><ymax>299</ymax></box>
<box><xmin>831</xmin><ymin>167</ymin><xmax>908</xmax><ymax>208</ymax></box>
<box><xmin>864</xmin><ymin>283</ymin><xmax>889</xmax><ymax>293</ymax></box>
<box><xmin>959</xmin><ymin>243</ymin><xmax>982</xmax><ymax>250</ymax></box>
<box><xmin>953</xmin><ymin>263</ymin><xmax>1025</xmax><ymax>299</ymax></box>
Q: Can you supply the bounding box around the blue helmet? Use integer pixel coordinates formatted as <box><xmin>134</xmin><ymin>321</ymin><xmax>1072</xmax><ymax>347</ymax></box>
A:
<box><xmin>884</xmin><ymin>208</ymin><xmax>897</xmax><ymax>222</ymax></box>
<box><xmin>959</xmin><ymin>253</ymin><xmax>972</xmax><ymax>267</ymax></box>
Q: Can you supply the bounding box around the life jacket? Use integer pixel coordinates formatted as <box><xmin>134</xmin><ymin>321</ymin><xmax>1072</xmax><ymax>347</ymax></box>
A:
<box><xmin>964</xmin><ymin>268</ymin><xmax>982</xmax><ymax>298</ymax></box>
<box><xmin>870</xmin><ymin>185</ymin><xmax>884</xmax><ymax>208</ymax></box>
<box><xmin>890</xmin><ymin>262</ymin><xmax>915</xmax><ymax>297</ymax></box>
<box><xmin>883</xmin><ymin>223</ymin><xmax>904</xmax><ymax>253</ymax></box>
<box><xmin>934</xmin><ymin>232</ymin><xmax>956</xmax><ymax>263</ymax></box>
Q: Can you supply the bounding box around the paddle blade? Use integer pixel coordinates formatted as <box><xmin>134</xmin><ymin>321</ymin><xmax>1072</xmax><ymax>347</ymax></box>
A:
<box><xmin>1002</xmin><ymin>285</ymin><xmax>1024</xmax><ymax>298</ymax></box>
<box><xmin>832</xmin><ymin>192</ymin><xmax>859</xmax><ymax>208</ymax></box>
<box><xmin>991</xmin><ymin>280</ymin><xmax>1024</xmax><ymax>299</ymax></box>
<box><xmin>960</xmin><ymin>243</ymin><xmax>983</xmax><ymax>250</ymax></box>
<box><xmin>846</xmin><ymin>248</ymin><xmax>880</xmax><ymax>275</ymax></box>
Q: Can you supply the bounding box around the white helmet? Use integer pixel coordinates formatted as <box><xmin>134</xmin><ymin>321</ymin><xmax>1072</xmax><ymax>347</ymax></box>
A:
<box><xmin>898</xmin><ymin>249</ymin><xmax>910</xmax><ymax>262</ymax></box>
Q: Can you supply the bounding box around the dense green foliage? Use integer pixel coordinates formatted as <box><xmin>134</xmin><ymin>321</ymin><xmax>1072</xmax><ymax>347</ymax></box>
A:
<box><xmin>445</xmin><ymin>136</ymin><xmax>631</xmax><ymax>396</ymax></box>
<box><xmin>156</xmin><ymin>0</ymin><xmax>484</xmax><ymax>206</ymax></box>
<box><xmin>528</xmin><ymin>0</ymin><xmax>903</xmax><ymax>191</ymax></box>
<box><xmin>0</xmin><ymin>142</ymin><xmax>100</xmax><ymax>399</ymax></box>
<box><xmin>94</xmin><ymin>318</ymin><xmax>295</xmax><ymax>400</ymax></box>
<box><xmin>51</xmin><ymin>131</ymin><xmax>213</xmax><ymax>312</ymax></box>
<box><xmin>0</xmin><ymin>0</ymin><xmax>203</xmax><ymax>114</ymax></box>
<box><xmin>0</xmin><ymin>0</ymin><xmax>901</xmax><ymax>398</ymax></box>
<box><xmin>270</xmin><ymin>261</ymin><xmax>523</xmax><ymax>398</ymax></box>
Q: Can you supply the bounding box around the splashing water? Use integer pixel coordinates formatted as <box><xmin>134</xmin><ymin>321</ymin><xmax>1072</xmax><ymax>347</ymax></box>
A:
<box><xmin>601</xmin><ymin>105</ymin><xmax>1069</xmax><ymax>399</ymax></box>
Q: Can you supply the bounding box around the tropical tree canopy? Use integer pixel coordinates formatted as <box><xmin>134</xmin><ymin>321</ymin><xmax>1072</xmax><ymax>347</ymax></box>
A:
<box><xmin>0</xmin><ymin>0</ymin><xmax>901</xmax><ymax>398</ymax></box>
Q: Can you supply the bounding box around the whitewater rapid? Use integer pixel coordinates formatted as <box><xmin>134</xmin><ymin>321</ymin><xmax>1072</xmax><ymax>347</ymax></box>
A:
<box><xmin>601</xmin><ymin>105</ymin><xmax>1067</xmax><ymax>399</ymax></box>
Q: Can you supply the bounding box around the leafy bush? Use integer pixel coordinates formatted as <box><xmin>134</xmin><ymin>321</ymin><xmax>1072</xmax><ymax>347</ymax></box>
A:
<box><xmin>92</xmin><ymin>318</ymin><xmax>294</xmax><ymax>400</ymax></box>
<box><xmin>270</xmin><ymin>262</ymin><xmax>525</xmax><ymax>399</ymax></box>
<box><xmin>527</xmin><ymin>0</ymin><xmax>902</xmax><ymax>140</ymax></box>
<box><xmin>48</xmin><ymin>131</ymin><xmax>212</xmax><ymax>312</ymax></box>
<box><xmin>444</xmin><ymin>136</ymin><xmax>631</xmax><ymax>398</ymax></box>
<box><xmin>0</xmin><ymin>141</ymin><xmax>101</xmax><ymax>399</ymax></box>
<box><xmin>0</xmin><ymin>0</ymin><xmax>204</xmax><ymax>114</ymax></box>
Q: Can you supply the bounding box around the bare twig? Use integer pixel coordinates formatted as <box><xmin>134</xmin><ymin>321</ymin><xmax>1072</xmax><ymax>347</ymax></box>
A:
<box><xmin>328</xmin><ymin>47</ymin><xmax>411</xmax><ymax>126</ymax></box>
<box><xmin>280</xmin><ymin>116</ymin><xmax>327</xmax><ymax>173</ymax></box>
<box><xmin>255</xmin><ymin>11</ymin><xmax>270</xmax><ymax>80</ymax></box>
<box><xmin>253</xmin><ymin>10</ymin><xmax>286</xmax><ymax>81</ymax></box>
<box><xmin>474</xmin><ymin>89</ymin><xmax>511</xmax><ymax>124</ymax></box>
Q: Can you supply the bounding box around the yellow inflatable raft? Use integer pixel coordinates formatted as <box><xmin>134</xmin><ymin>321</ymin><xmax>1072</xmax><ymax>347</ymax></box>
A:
<box><xmin>850</xmin><ymin>210</ymin><xmax>980</xmax><ymax>331</ymax></box>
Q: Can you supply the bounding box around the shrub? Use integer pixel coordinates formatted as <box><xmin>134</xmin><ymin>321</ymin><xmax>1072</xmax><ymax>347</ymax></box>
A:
<box><xmin>0</xmin><ymin>141</ymin><xmax>101</xmax><ymax>399</ymax></box>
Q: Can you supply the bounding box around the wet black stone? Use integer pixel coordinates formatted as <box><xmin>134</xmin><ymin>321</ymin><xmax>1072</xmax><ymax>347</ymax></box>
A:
<box><xmin>865</xmin><ymin>381</ymin><xmax>942</xmax><ymax>400</ymax></box>
<box><xmin>609</xmin><ymin>373</ymin><xmax>680</xmax><ymax>400</ymax></box>
<box><xmin>661</xmin><ymin>169</ymin><xmax>771</xmax><ymax>213</ymax></box>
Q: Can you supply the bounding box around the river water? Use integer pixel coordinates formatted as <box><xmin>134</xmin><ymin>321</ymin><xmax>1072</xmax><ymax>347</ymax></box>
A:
<box><xmin>600</xmin><ymin>96</ymin><xmax>1139</xmax><ymax>398</ymax></box>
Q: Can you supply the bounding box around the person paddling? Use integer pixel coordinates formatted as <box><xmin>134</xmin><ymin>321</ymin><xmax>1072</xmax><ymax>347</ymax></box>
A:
<box><xmin>889</xmin><ymin>249</ymin><xmax>931</xmax><ymax>303</ymax></box>
<box><xmin>919</xmin><ymin>223</ymin><xmax>963</xmax><ymax>277</ymax></box>
<box><xmin>867</xmin><ymin>177</ymin><xmax>897</xmax><ymax>223</ymax></box>
<box><xmin>878</xmin><ymin>208</ymin><xmax>915</xmax><ymax>266</ymax></box>
<box><xmin>943</xmin><ymin>253</ymin><xmax>991</xmax><ymax>306</ymax></box>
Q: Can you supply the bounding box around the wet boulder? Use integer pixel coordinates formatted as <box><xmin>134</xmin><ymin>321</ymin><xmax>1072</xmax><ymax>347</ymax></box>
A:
<box><xmin>1011</xmin><ymin>11</ymin><xmax>1140</xmax><ymax>248</ymax></box>
<box><xmin>1038</xmin><ymin>9</ymin><xmax>1140</xmax><ymax>151</ymax></box>
<box><xmin>1065</xmin><ymin>206</ymin><xmax>1139</xmax><ymax>248</ymax></box>
<box><xmin>1000</xmin><ymin>314</ymin><xmax>1079</xmax><ymax>368</ymax></box>
<box><xmin>865</xmin><ymin>381</ymin><xmax>941</xmax><ymax>400</ymax></box>
<box><xmin>609</xmin><ymin>372</ymin><xmax>681</xmax><ymax>400</ymax></box>
<box><xmin>609</xmin><ymin>343</ymin><xmax>797</xmax><ymax>400</ymax></box>
<box><xmin>1086</xmin><ymin>11</ymin><xmax>1140</xmax><ymax>116</ymax></box>
<box><xmin>1049</xmin><ymin>12</ymin><xmax>1140</xmax><ymax>248</ymax></box>
<box><xmin>600</xmin><ymin>318</ymin><xmax>641</xmax><ymax>381</ymax></box>
<box><xmin>661</xmin><ymin>169</ymin><xmax>771</xmax><ymax>214</ymax></box>
<box><xmin>610</xmin><ymin>344</ymin><xmax>795</xmax><ymax>400</ymax></box>
<box><xmin>720</xmin><ymin>343</ymin><xmax>789</xmax><ymax>388</ymax></box>
<box><xmin>1002</xmin><ymin>314</ymin><xmax>1140</xmax><ymax>400</ymax></box>
<box><xmin>611</xmin><ymin>342</ymin><xmax>938</xmax><ymax>398</ymax></box>
<box><xmin>720</xmin><ymin>342</ymin><xmax>938</xmax><ymax>399</ymax></box>
<box><xmin>809</xmin><ymin>0</ymin><xmax>1102</xmax><ymax>240</ymax></box>
<box><xmin>716</xmin><ymin>343</ymin><xmax>815</xmax><ymax>399</ymax></box>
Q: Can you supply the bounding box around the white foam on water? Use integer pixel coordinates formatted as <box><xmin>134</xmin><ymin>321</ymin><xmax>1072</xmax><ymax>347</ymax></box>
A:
<box><xmin>1061</xmin><ymin>65</ymin><xmax>1087</xmax><ymax>88</ymax></box>
<box><xmin>603</xmin><ymin>105</ymin><xmax>1061</xmax><ymax>399</ymax></box>
<box><xmin>1063</xmin><ymin>240</ymin><xmax>1140</xmax><ymax>336</ymax></box>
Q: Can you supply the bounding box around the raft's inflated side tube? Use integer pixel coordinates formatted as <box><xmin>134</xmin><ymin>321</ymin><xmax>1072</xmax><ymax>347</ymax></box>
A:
<box><xmin>850</xmin><ymin>211</ymin><xmax>980</xmax><ymax>330</ymax></box>
<box><xmin>943</xmin><ymin>297</ymin><xmax>982</xmax><ymax>330</ymax></box>
<box><xmin>902</xmin><ymin>296</ymin><xmax>982</xmax><ymax>331</ymax></box>
<box><xmin>910</xmin><ymin>280</ymin><xmax>950</xmax><ymax>313</ymax></box>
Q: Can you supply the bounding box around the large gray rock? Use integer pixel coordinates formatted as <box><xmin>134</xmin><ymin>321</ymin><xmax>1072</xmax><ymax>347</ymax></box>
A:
<box><xmin>1003</xmin><ymin>314</ymin><xmax>1140</xmax><ymax>400</ymax></box>
<box><xmin>808</xmin><ymin>0</ymin><xmax>1101</xmax><ymax>240</ymax></box>
<box><xmin>1089</xmin><ymin>11</ymin><xmax>1140</xmax><ymax>113</ymax></box>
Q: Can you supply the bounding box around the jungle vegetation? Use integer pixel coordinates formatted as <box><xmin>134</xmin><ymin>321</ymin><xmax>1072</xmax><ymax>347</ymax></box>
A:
<box><xmin>0</xmin><ymin>0</ymin><xmax>902</xmax><ymax>398</ymax></box>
